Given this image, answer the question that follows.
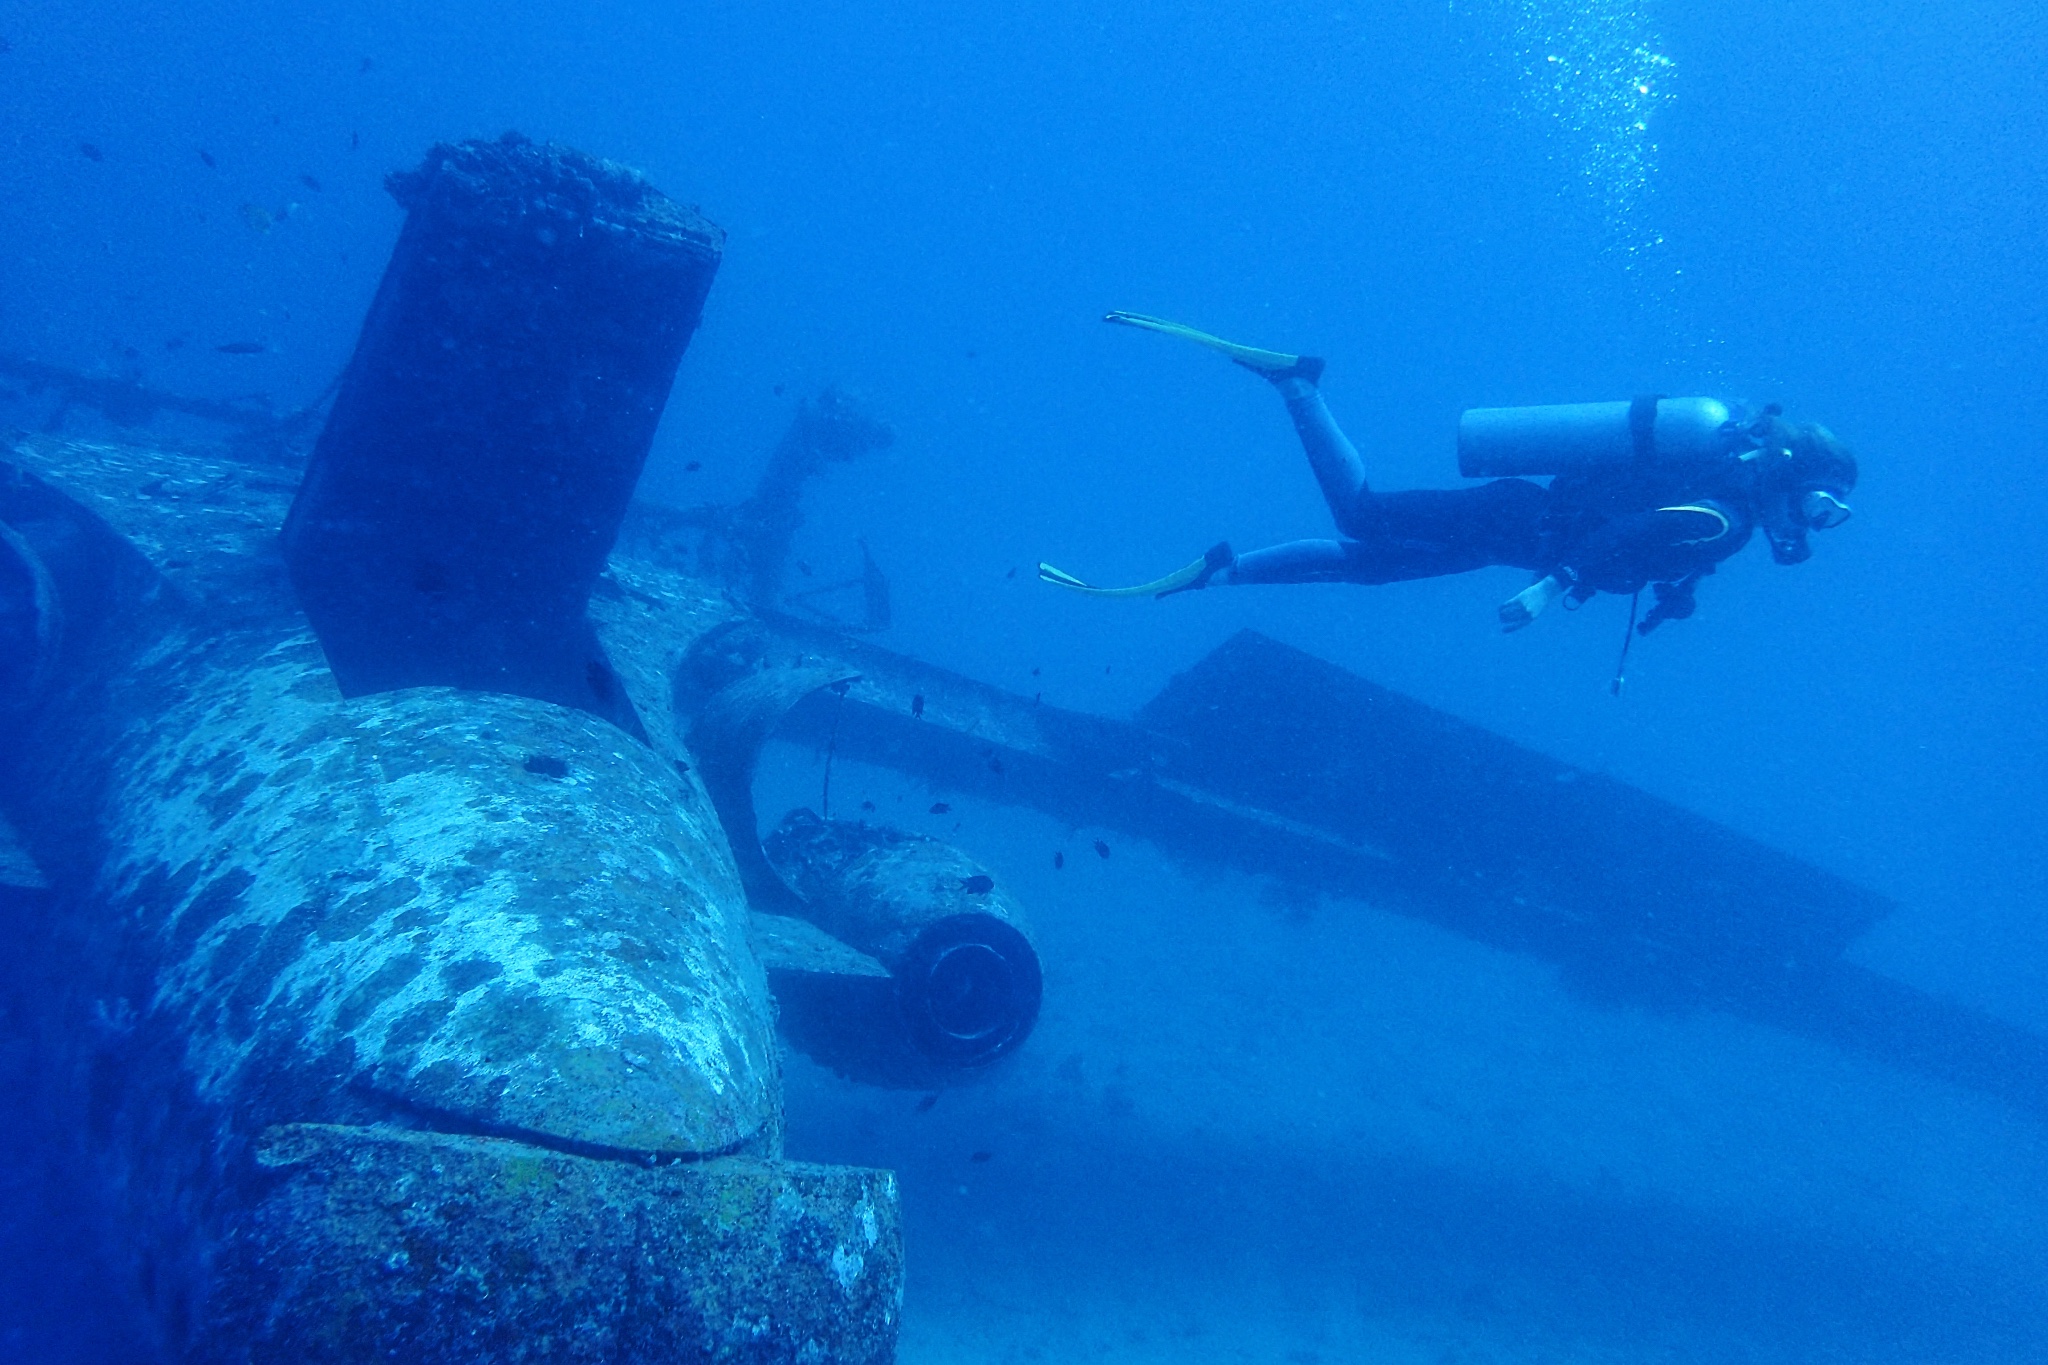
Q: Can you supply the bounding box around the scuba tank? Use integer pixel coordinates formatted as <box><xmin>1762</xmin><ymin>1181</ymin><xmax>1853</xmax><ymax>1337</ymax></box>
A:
<box><xmin>1458</xmin><ymin>396</ymin><xmax>1739</xmax><ymax>478</ymax></box>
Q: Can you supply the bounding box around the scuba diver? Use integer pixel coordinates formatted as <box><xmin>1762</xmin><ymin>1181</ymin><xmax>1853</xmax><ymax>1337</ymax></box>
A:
<box><xmin>1041</xmin><ymin>313</ymin><xmax>1856</xmax><ymax>661</ymax></box>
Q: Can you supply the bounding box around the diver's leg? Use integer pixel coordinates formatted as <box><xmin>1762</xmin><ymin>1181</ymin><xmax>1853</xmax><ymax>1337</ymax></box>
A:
<box><xmin>1223</xmin><ymin>534</ymin><xmax>1464</xmax><ymax>587</ymax></box>
<box><xmin>1265</xmin><ymin>377</ymin><xmax>1385</xmax><ymax>541</ymax></box>
<box><xmin>1219</xmin><ymin>540</ymin><xmax>1362</xmax><ymax>585</ymax></box>
<box><xmin>1218</xmin><ymin>481</ymin><xmax>1550</xmax><ymax>589</ymax></box>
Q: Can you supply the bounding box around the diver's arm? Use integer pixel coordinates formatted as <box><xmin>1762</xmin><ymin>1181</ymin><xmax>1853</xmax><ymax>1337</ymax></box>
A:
<box><xmin>1503</xmin><ymin>503</ymin><xmax>1739</xmax><ymax>631</ymax></box>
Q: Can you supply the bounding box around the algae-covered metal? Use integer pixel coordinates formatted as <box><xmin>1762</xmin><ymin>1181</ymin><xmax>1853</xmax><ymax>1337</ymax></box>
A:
<box><xmin>113</xmin><ymin>642</ymin><xmax>778</xmax><ymax>1155</ymax></box>
<box><xmin>765</xmin><ymin>810</ymin><xmax>1041</xmax><ymax>1079</ymax></box>
<box><xmin>676</xmin><ymin>652</ymin><xmax>1043</xmax><ymax>1088</ymax></box>
<box><xmin>211</xmin><ymin>1125</ymin><xmax>900</xmax><ymax>1365</ymax></box>
<box><xmin>0</xmin><ymin>132</ymin><xmax>914</xmax><ymax>1364</ymax></box>
<box><xmin>283</xmin><ymin>133</ymin><xmax>723</xmax><ymax>723</ymax></box>
<box><xmin>0</xmin><ymin>430</ymin><xmax>901</xmax><ymax>1360</ymax></box>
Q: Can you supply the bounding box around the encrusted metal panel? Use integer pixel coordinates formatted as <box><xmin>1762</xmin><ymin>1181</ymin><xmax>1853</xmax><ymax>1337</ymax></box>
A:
<box><xmin>105</xmin><ymin>632</ymin><xmax>776</xmax><ymax>1154</ymax></box>
<box><xmin>281</xmin><ymin>136</ymin><xmax>722</xmax><ymax>714</ymax></box>
<box><xmin>2</xmin><ymin>435</ymin><xmax>300</xmax><ymax>618</ymax></box>
<box><xmin>207</xmin><ymin>1124</ymin><xmax>901</xmax><ymax>1365</ymax></box>
<box><xmin>1</xmin><ymin>439</ymin><xmax>781</xmax><ymax>1155</ymax></box>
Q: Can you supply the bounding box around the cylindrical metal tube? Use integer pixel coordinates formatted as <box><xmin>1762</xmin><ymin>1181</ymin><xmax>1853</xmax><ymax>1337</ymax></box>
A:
<box><xmin>1457</xmin><ymin>396</ymin><xmax>1735</xmax><ymax>478</ymax></box>
<box><xmin>764</xmin><ymin>809</ymin><xmax>1041</xmax><ymax>1070</ymax></box>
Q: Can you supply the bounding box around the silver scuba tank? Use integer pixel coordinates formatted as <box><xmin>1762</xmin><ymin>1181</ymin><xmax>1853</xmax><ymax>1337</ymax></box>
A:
<box><xmin>1457</xmin><ymin>396</ymin><xmax>1736</xmax><ymax>478</ymax></box>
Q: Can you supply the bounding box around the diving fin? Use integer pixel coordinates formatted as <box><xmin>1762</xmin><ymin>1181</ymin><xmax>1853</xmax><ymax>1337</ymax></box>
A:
<box><xmin>1038</xmin><ymin>542</ymin><xmax>1233</xmax><ymax>599</ymax></box>
<box><xmin>1103</xmin><ymin>311</ymin><xmax>1324</xmax><ymax>384</ymax></box>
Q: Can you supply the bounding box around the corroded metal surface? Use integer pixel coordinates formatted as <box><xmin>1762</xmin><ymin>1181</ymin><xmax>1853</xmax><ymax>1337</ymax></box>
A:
<box><xmin>763</xmin><ymin>811</ymin><xmax>1034</xmax><ymax>974</ymax></box>
<box><xmin>748</xmin><ymin>912</ymin><xmax>889</xmax><ymax>980</ymax></box>
<box><xmin>110</xmin><ymin>641</ymin><xmax>777</xmax><ymax>1155</ymax></box>
<box><xmin>207</xmin><ymin>1124</ymin><xmax>900</xmax><ymax>1365</ymax></box>
<box><xmin>282</xmin><ymin>135</ymin><xmax>723</xmax><ymax>719</ymax></box>
<box><xmin>0</xmin><ymin>434</ymin><xmax>900</xmax><ymax>1361</ymax></box>
<box><xmin>686</xmin><ymin>664</ymin><xmax>859</xmax><ymax>911</ymax></box>
<box><xmin>2</xmin><ymin>438</ymin><xmax>779</xmax><ymax>1154</ymax></box>
<box><xmin>2</xmin><ymin>434</ymin><xmax>303</xmax><ymax>618</ymax></box>
<box><xmin>764</xmin><ymin>811</ymin><xmax>1041</xmax><ymax>1082</ymax></box>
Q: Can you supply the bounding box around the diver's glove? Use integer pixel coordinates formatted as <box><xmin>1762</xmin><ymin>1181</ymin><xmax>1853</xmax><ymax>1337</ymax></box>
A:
<box><xmin>1156</xmin><ymin>541</ymin><xmax>1236</xmax><ymax>597</ymax></box>
<box><xmin>1499</xmin><ymin>572</ymin><xmax>1570</xmax><ymax>632</ymax></box>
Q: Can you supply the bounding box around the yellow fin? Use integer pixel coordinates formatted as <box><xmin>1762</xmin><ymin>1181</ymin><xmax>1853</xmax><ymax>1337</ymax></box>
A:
<box><xmin>1037</xmin><ymin>555</ymin><xmax>1210</xmax><ymax>599</ymax></box>
<box><xmin>1102</xmin><ymin>311</ymin><xmax>1301</xmax><ymax>374</ymax></box>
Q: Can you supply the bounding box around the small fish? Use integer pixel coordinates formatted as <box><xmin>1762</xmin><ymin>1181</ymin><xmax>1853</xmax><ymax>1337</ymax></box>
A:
<box><xmin>797</xmin><ymin>560</ymin><xmax>813</xmax><ymax>577</ymax></box>
<box><xmin>197</xmin><ymin>148</ymin><xmax>217</xmax><ymax>169</ymax></box>
<box><xmin>860</xmin><ymin>800</ymin><xmax>875</xmax><ymax>812</ymax></box>
<box><xmin>164</xmin><ymin>335</ymin><xmax>186</xmax><ymax>351</ymax></box>
<box><xmin>969</xmin><ymin>1150</ymin><xmax>992</xmax><ymax>1163</ymax></box>
<box><xmin>298</xmin><ymin>173</ymin><xmax>323</xmax><ymax>192</ymax></box>
<box><xmin>958</xmin><ymin>874</ymin><xmax>994</xmax><ymax>895</ymax></box>
<box><xmin>1093</xmin><ymin>839</ymin><xmax>1111</xmax><ymax>859</ymax></box>
<box><xmin>987</xmin><ymin>756</ymin><xmax>1004</xmax><ymax>774</ymax></box>
<box><xmin>673</xmin><ymin>759</ymin><xmax>690</xmax><ymax>776</ymax></box>
<box><xmin>684</xmin><ymin>460</ymin><xmax>702</xmax><ymax>472</ymax></box>
<box><xmin>1030</xmin><ymin>667</ymin><xmax>1041</xmax><ymax>677</ymax></box>
<box><xmin>350</xmin><ymin>130</ymin><xmax>360</xmax><ymax>150</ymax></box>
<box><xmin>914</xmin><ymin>1092</ymin><xmax>940</xmax><ymax>1113</ymax></box>
<box><xmin>1053</xmin><ymin>851</ymin><xmax>1064</xmax><ymax>869</ymax></box>
<box><xmin>1005</xmin><ymin>567</ymin><xmax>1016</xmax><ymax>579</ymax></box>
<box><xmin>522</xmin><ymin>754</ymin><xmax>568</xmax><ymax>778</ymax></box>
<box><xmin>773</xmin><ymin>383</ymin><xmax>785</xmax><ymax>397</ymax></box>
<box><xmin>238</xmin><ymin>202</ymin><xmax>275</xmax><ymax>233</ymax></box>
<box><xmin>214</xmin><ymin>341</ymin><xmax>266</xmax><ymax>355</ymax></box>
<box><xmin>910</xmin><ymin>693</ymin><xmax>925</xmax><ymax>718</ymax></box>
<box><xmin>79</xmin><ymin>142</ymin><xmax>104</xmax><ymax>162</ymax></box>
<box><xmin>358</xmin><ymin>56</ymin><xmax>374</xmax><ymax>73</ymax></box>
<box><xmin>928</xmin><ymin>802</ymin><xmax>950</xmax><ymax>815</ymax></box>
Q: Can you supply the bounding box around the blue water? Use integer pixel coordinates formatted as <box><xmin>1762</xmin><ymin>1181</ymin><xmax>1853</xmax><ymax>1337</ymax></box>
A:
<box><xmin>3</xmin><ymin>0</ymin><xmax>2045</xmax><ymax>1359</ymax></box>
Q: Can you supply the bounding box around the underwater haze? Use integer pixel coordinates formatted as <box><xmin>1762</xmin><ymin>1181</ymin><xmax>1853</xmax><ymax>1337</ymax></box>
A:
<box><xmin>2</xmin><ymin>0</ymin><xmax>2045</xmax><ymax>1360</ymax></box>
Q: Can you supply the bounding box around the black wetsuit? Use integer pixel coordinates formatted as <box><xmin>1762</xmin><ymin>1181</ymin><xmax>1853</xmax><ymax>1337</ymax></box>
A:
<box><xmin>1223</xmin><ymin>385</ymin><xmax>1755</xmax><ymax>605</ymax></box>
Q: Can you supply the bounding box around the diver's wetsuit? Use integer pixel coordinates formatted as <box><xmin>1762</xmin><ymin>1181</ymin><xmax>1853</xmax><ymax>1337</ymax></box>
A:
<box><xmin>1223</xmin><ymin>384</ymin><xmax>1756</xmax><ymax>596</ymax></box>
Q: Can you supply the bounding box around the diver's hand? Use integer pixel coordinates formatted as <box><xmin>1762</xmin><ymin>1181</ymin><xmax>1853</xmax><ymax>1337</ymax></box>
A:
<box><xmin>1499</xmin><ymin>575</ymin><xmax>1567</xmax><ymax>632</ymax></box>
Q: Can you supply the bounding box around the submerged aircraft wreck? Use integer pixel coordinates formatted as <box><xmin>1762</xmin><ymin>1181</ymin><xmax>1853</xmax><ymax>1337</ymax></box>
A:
<box><xmin>0</xmin><ymin>134</ymin><xmax>913</xmax><ymax>1364</ymax></box>
<box><xmin>1</xmin><ymin>133</ymin><xmax>2043</xmax><ymax>1361</ymax></box>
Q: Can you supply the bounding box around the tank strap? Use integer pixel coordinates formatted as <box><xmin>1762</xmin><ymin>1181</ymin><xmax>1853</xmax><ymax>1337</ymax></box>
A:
<box><xmin>1628</xmin><ymin>393</ymin><xmax>1666</xmax><ymax>463</ymax></box>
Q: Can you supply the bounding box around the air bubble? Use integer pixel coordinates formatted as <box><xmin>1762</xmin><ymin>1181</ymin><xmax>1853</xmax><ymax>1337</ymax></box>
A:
<box><xmin>1465</xmin><ymin>0</ymin><xmax>1675</xmax><ymax>260</ymax></box>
